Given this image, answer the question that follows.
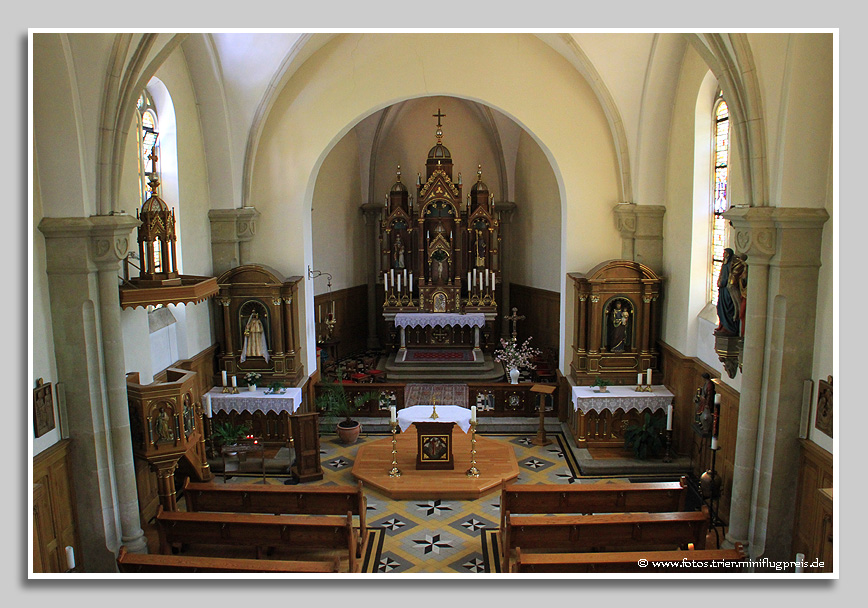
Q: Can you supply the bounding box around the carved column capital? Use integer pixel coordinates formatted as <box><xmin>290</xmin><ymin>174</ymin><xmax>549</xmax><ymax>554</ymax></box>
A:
<box><xmin>613</xmin><ymin>202</ymin><xmax>637</xmax><ymax>237</ymax></box>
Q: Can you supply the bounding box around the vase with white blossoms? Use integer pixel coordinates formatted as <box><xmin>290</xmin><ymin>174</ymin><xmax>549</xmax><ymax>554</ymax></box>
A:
<box><xmin>494</xmin><ymin>337</ymin><xmax>541</xmax><ymax>385</ymax></box>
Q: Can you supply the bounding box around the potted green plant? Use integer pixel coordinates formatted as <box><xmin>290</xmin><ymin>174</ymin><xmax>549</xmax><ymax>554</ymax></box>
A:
<box><xmin>592</xmin><ymin>376</ymin><xmax>612</xmax><ymax>393</ymax></box>
<box><xmin>623</xmin><ymin>412</ymin><xmax>666</xmax><ymax>459</ymax></box>
<box><xmin>316</xmin><ymin>373</ymin><xmax>379</xmax><ymax>444</ymax></box>
<box><xmin>210</xmin><ymin>420</ymin><xmax>252</xmax><ymax>450</ymax></box>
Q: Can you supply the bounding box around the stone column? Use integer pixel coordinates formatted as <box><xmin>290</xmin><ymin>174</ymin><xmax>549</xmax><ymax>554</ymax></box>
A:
<box><xmin>614</xmin><ymin>203</ymin><xmax>666</xmax><ymax>274</ymax></box>
<box><xmin>208</xmin><ymin>207</ymin><xmax>260</xmax><ymax>276</ymax></box>
<box><xmin>39</xmin><ymin>215</ymin><xmax>148</xmax><ymax>572</ymax></box>
<box><xmin>361</xmin><ymin>203</ymin><xmax>382</xmax><ymax>349</ymax></box>
<box><xmin>723</xmin><ymin>206</ymin><xmax>829</xmax><ymax>561</ymax></box>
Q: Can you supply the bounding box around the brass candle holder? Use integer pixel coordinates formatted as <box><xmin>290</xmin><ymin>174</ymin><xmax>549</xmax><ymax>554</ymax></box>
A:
<box><xmin>222</xmin><ymin>385</ymin><xmax>239</xmax><ymax>394</ymax></box>
<box><xmin>634</xmin><ymin>384</ymin><xmax>652</xmax><ymax>392</ymax></box>
<box><xmin>388</xmin><ymin>420</ymin><xmax>401</xmax><ymax>477</ymax></box>
<box><xmin>466</xmin><ymin>419</ymin><xmax>480</xmax><ymax>477</ymax></box>
<box><xmin>429</xmin><ymin>397</ymin><xmax>439</xmax><ymax>420</ymax></box>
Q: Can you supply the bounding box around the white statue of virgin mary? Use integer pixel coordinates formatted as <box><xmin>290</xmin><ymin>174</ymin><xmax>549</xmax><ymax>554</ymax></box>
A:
<box><xmin>240</xmin><ymin>310</ymin><xmax>270</xmax><ymax>363</ymax></box>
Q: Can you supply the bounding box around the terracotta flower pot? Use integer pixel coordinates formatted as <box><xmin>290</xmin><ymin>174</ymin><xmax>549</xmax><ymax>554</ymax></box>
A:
<box><xmin>336</xmin><ymin>420</ymin><xmax>361</xmax><ymax>444</ymax></box>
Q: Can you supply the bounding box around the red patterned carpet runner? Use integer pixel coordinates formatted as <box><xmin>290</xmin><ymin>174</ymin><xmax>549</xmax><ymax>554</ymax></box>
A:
<box><xmin>403</xmin><ymin>349</ymin><xmax>475</xmax><ymax>362</ymax></box>
<box><xmin>404</xmin><ymin>383</ymin><xmax>469</xmax><ymax>408</ymax></box>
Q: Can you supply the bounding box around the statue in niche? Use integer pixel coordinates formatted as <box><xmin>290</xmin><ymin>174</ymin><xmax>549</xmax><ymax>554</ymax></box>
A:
<box><xmin>241</xmin><ymin>310</ymin><xmax>270</xmax><ymax>362</ymax></box>
<box><xmin>715</xmin><ymin>248</ymin><xmax>742</xmax><ymax>336</ymax></box>
<box><xmin>393</xmin><ymin>234</ymin><xmax>406</xmax><ymax>269</ymax></box>
<box><xmin>475</xmin><ymin>228</ymin><xmax>487</xmax><ymax>268</ymax></box>
<box><xmin>607</xmin><ymin>299</ymin><xmax>631</xmax><ymax>352</ymax></box>
<box><xmin>155</xmin><ymin>406</ymin><xmax>174</xmax><ymax>442</ymax></box>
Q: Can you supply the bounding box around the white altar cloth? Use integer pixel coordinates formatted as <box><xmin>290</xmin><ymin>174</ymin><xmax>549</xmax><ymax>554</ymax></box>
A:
<box><xmin>571</xmin><ymin>385</ymin><xmax>674</xmax><ymax>415</ymax></box>
<box><xmin>394</xmin><ymin>312</ymin><xmax>485</xmax><ymax>329</ymax></box>
<box><xmin>208</xmin><ymin>387</ymin><xmax>302</xmax><ymax>415</ymax></box>
<box><xmin>397</xmin><ymin>405</ymin><xmax>472</xmax><ymax>434</ymax></box>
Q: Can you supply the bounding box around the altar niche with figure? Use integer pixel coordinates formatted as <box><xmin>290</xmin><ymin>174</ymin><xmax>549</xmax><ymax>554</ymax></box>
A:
<box><xmin>380</xmin><ymin>110</ymin><xmax>502</xmax><ymax>355</ymax></box>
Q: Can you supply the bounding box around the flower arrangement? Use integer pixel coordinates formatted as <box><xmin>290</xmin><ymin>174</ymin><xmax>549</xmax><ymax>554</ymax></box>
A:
<box><xmin>493</xmin><ymin>336</ymin><xmax>541</xmax><ymax>371</ymax></box>
<box><xmin>244</xmin><ymin>371</ymin><xmax>262</xmax><ymax>387</ymax></box>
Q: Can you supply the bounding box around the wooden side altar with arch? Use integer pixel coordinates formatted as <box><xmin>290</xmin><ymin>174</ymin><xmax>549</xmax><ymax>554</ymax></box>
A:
<box><xmin>215</xmin><ymin>264</ymin><xmax>304</xmax><ymax>391</ymax></box>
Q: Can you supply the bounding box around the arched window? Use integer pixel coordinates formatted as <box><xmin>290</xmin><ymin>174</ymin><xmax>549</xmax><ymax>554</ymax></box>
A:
<box><xmin>710</xmin><ymin>94</ymin><xmax>729</xmax><ymax>304</ymax></box>
<box><xmin>137</xmin><ymin>91</ymin><xmax>162</xmax><ymax>273</ymax></box>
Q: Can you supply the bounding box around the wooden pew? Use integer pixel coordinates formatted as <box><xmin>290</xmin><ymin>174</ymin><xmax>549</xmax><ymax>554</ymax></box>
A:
<box><xmin>155</xmin><ymin>506</ymin><xmax>359</xmax><ymax>573</ymax></box>
<box><xmin>116</xmin><ymin>546</ymin><xmax>340</xmax><ymax>573</ymax></box>
<box><xmin>502</xmin><ymin>507</ymin><xmax>709</xmax><ymax>572</ymax></box>
<box><xmin>512</xmin><ymin>542</ymin><xmax>746</xmax><ymax>573</ymax></box>
<box><xmin>182</xmin><ymin>478</ymin><xmax>368</xmax><ymax>557</ymax></box>
<box><xmin>500</xmin><ymin>477</ymin><xmax>687</xmax><ymax>533</ymax></box>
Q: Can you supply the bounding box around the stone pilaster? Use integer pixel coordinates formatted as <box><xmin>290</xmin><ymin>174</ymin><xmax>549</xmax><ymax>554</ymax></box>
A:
<box><xmin>38</xmin><ymin>214</ymin><xmax>148</xmax><ymax>572</ymax></box>
<box><xmin>613</xmin><ymin>202</ymin><xmax>666</xmax><ymax>274</ymax></box>
<box><xmin>723</xmin><ymin>206</ymin><xmax>829</xmax><ymax>561</ymax></box>
<box><xmin>208</xmin><ymin>207</ymin><xmax>260</xmax><ymax>275</ymax></box>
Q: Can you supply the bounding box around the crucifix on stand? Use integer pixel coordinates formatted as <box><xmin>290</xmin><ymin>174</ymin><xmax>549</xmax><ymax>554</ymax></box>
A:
<box><xmin>504</xmin><ymin>307</ymin><xmax>525</xmax><ymax>339</ymax></box>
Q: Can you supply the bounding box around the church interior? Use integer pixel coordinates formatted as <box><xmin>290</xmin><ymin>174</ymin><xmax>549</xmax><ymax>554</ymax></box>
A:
<box><xmin>30</xmin><ymin>31</ymin><xmax>836</xmax><ymax>578</ymax></box>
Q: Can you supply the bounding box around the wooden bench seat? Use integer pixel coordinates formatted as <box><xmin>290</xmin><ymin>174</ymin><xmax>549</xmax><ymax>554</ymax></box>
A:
<box><xmin>512</xmin><ymin>542</ymin><xmax>745</xmax><ymax>573</ymax></box>
<box><xmin>182</xmin><ymin>478</ymin><xmax>368</xmax><ymax>556</ymax></box>
<box><xmin>502</xmin><ymin>507</ymin><xmax>709</xmax><ymax>571</ymax></box>
<box><xmin>116</xmin><ymin>546</ymin><xmax>340</xmax><ymax>573</ymax></box>
<box><xmin>500</xmin><ymin>477</ymin><xmax>687</xmax><ymax>529</ymax></box>
<box><xmin>155</xmin><ymin>506</ymin><xmax>359</xmax><ymax>573</ymax></box>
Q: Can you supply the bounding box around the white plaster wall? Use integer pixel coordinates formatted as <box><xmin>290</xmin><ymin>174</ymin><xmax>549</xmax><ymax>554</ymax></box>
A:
<box><xmin>512</xmin><ymin>129</ymin><xmax>561</xmax><ymax>292</ymax></box>
<box><xmin>311</xmin><ymin>130</ymin><xmax>365</xmax><ymax>293</ymax></box>
<box><xmin>248</xmin><ymin>33</ymin><xmax>622</xmax><ymax>375</ymax></box>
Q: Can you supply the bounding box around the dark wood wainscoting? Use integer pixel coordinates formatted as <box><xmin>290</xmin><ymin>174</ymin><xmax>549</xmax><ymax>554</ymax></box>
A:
<box><xmin>33</xmin><ymin>440</ymin><xmax>80</xmax><ymax>573</ymax></box>
<box><xmin>315</xmin><ymin>284</ymin><xmax>369</xmax><ymax>361</ymax></box>
<box><xmin>792</xmin><ymin>439</ymin><xmax>833</xmax><ymax>572</ymax></box>
<box><xmin>659</xmin><ymin>341</ymin><xmax>739</xmax><ymax>524</ymax></box>
<box><xmin>508</xmin><ymin>283</ymin><xmax>560</xmax><ymax>359</ymax></box>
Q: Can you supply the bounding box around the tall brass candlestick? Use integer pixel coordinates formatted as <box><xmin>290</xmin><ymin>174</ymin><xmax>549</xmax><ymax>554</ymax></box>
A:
<box><xmin>466</xmin><ymin>419</ymin><xmax>480</xmax><ymax>477</ymax></box>
<box><xmin>429</xmin><ymin>397</ymin><xmax>439</xmax><ymax>420</ymax></box>
<box><xmin>388</xmin><ymin>420</ymin><xmax>401</xmax><ymax>477</ymax></box>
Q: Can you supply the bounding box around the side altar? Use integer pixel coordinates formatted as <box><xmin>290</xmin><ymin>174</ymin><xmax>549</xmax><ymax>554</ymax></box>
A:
<box><xmin>376</xmin><ymin>110</ymin><xmax>505</xmax><ymax>381</ymax></box>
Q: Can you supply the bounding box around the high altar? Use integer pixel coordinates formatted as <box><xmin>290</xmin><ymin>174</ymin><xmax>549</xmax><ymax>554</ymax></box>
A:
<box><xmin>379</xmin><ymin>110</ymin><xmax>502</xmax><ymax>357</ymax></box>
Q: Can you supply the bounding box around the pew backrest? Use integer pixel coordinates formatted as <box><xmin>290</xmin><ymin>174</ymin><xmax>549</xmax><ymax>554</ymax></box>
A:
<box><xmin>116</xmin><ymin>546</ymin><xmax>340</xmax><ymax>573</ymax></box>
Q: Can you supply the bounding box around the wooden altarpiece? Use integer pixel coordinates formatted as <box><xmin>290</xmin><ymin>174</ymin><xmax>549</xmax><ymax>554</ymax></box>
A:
<box><xmin>380</xmin><ymin>111</ymin><xmax>502</xmax><ymax>351</ymax></box>
<box><xmin>215</xmin><ymin>264</ymin><xmax>304</xmax><ymax>389</ymax></box>
<box><xmin>569</xmin><ymin>260</ymin><xmax>663</xmax><ymax>385</ymax></box>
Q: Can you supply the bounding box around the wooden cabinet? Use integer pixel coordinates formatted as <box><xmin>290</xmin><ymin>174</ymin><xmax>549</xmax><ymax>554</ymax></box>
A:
<box><xmin>32</xmin><ymin>440</ymin><xmax>80</xmax><ymax>573</ymax></box>
<box><xmin>791</xmin><ymin>439</ymin><xmax>833</xmax><ymax>572</ymax></box>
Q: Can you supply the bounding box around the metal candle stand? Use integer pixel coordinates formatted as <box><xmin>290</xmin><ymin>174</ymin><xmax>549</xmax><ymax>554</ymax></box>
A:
<box><xmin>466</xmin><ymin>419</ymin><xmax>480</xmax><ymax>477</ymax></box>
<box><xmin>388</xmin><ymin>420</ymin><xmax>401</xmax><ymax>477</ymax></box>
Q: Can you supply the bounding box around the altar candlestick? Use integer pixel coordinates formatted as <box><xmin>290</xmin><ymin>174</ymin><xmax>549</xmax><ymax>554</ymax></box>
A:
<box><xmin>711</xmin><ymin>436</ymin><xmax>719</xmax><ymax>450</ymax></box>
<box><xmin>331</xmin><ymin>300</ymin><xmax>335</xmax><ymax>316</ymax></box>
<box><xmin>65</xmin><ymin>546</ymin><xmax>75</xmax><ymax>571</ymax></box>
<box><xmin>390</xmin><ymin>405</ymin><xmax>396</xmax><ymax>424</ymax></box>
<box><xmin>667</xmin><ymin>404</ymin><xmax>673</xmax><ymax>430</ymax></box>
<box><xmin>231</xmin><ymin>376</ymin><xmax>237</xmax><ymax>387</ymax></box>
<box><xmin>222</xmin><ymin>370</ymin><xmax>227</xmax><ymax>387</ymax></box>
<box><xmin>471</xmin><ymin>405</ymin><xmax>477</xmax><ymax>423</ymax></box>
<box><xmin>646</xmin><ymin>368</ymin><xmax>652</xmax><ymax>386</ymax></box>
<box><xmin>638</xmin><ymin>373</ymin><xmax>644</xmax><ymax>385</ymax></box>
<box><xmin>204</xmin><ymin>394</ymin><xmax>212</xmax><ymax>418</ymax></box>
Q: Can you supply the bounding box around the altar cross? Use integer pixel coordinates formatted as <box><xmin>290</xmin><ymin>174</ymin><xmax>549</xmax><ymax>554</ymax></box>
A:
<box><xmin>504</xmin><ymin>307</ymin><xmax>525</xmax><ymax>339</ymax></box>
<box><xmin>433</xmin><ymin>108</ymin><xmax>446</xmax><ymax>126</ymax></box>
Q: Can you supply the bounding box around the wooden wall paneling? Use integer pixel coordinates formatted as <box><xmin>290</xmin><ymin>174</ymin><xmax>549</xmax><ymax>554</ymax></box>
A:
<box><xmin>791</xmin><ymin>439</ymin><xmax>833</xmax><ymax>570</ymax></box>
<box><xmin>314</xmin><ymin>285</ymin><xmax>369</xmax><ymax>361</ymax></box>
<box><xmin>32</xmin><ymin>440</ymin><xmax>80</xmax><ymax>573</ymax></box>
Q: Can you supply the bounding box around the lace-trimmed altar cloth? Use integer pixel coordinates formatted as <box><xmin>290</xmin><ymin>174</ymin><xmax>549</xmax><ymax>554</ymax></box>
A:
<box><xmin>394</xmin><ymin>312</ymin><xmax>486</xmax><ymax>329</ymax></box>
<box><xmin>397</xmin><ymin>405</ymin><xmax>472</xmax><ymax>434</ymax></box>
<box><xmin>208</xmin><ymin>387</ymin><xmax>302</xmax><ymax>415</ymax></box>
<box><xmin>571</xmin><ymin>385</ymin><xmax>674</xmax><ymax>415</ymax></box>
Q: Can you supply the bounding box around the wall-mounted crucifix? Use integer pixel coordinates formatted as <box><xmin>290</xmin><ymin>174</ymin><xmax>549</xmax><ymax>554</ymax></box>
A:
<box><xmin>504</xmin><ymin>307</ymin><xmax>525</xmax><ymax>339</ymax></box>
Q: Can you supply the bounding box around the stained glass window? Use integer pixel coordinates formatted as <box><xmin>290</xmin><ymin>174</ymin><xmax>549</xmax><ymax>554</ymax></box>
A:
<box><xmin>136</xmin><ymin>92</ymin><xmax>160</xmax><ymax>202</ymax></box>
<box><xmin>710</xmin><ymin>96</ymin><xmax>729</xmax><ymax>304</ymax></box>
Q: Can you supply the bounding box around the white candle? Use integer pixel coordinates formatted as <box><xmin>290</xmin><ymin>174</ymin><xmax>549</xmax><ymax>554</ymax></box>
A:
<box><xmin>222</xmin><ymin>370</ymin><xmax>227</xmax><ymax>387</ymax></box>
<box><xmin>65</xmin><ymin>546</ymin><xmax>75</xmax><ymax>571</ymax></box>
<box><xmin>638</xmin><ymin>373</ymin><xmax>643</xmax><ymax>385</ymax></box>
<box><xmin>714</xmin><ymin>393</ymin><xmax>721</xmax><ymax>405</ymax></box>
<box><xmin>467</xmin><ymin>272</ymin><xmax>471</xmax><ymax>288</ymax></box>
<box><xmin>795</xmin><ymin>553</ymin><xmax>805</xmax><ymax>573</ymax></box>
<box><xmin>471</xmin><ymin>405</ymin><xmax>477</xmax><ymax>423</ymax></box>
<box><xmin>711</xmin><ymin>436</ymin><xmax>719</xmax><ymax>450</ymax></box>
<box><xmin>204</xmin><ymin>394</ymin><xmax>212</xmax><ymax>418</ymax></box>
<box><xmin>492</xmin><ymin>277</ymin><xmax>496</xmax><ymax>292</ymax></box>
<box><xmin>231</xmin><ymin>376</ymin><xmax>237</xmax><ymax>387</ymax></box>
<box><xmin>409</xmin><ymin>273</ymin><xmax>413</xmax><ymax>292</ymax></box>
<box><xmin>667</xmin><ymin>404</ymin><xmax>673</xmax><ymax>430</ymax></box>
<box><xmin>646</xmin><ymin>368</ymin><xmax>652</xmax><ymax>386</ymax></box>
<box><xmin>391</xmin><ymin>268</ymin><xmax>395</xmax><ymax>285</ymax></box>
<box><xmin>390</xmin><ymin>405</ymin><xmax>396</xmax><ymax>423</ymax></box>
<box><xmin>473</xmin><ymin>268</ymin><xmax>477</xmax><ymax>285</ymax></box>
<box><xmin>486</xmin><ymin>270</ymin><xmax>489</xmax><ymax>287</ymax></box>
<box><xmin>318</xmin><ymin>304</ymin><xmax>322</xmax><ymax>323</ymax></box>
<box><xmin>403</xmin><ymin>268</ymin><xmax>408</xmax><ymax>287</ymax></box>
<box><xmin>397</xmin><ymin>275</ymin><xmax>402</xmax><ymax>293</ymax></box>
<box><xmin>384</xmin><ymin>272</ymin><xmax>389</xmax><ymax>291</ymax></box>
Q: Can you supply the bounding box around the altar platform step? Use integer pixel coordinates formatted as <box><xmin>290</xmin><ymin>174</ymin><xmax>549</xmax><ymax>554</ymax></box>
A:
<box><xmin>334</xmin><ymin>416</ymin><xmax>563</xmax><ymax>435</ymax></box>
<box><xmin>376</xmin><ymin>353</ymin><xmax>506</xmax><ymax>382</ymax></box>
